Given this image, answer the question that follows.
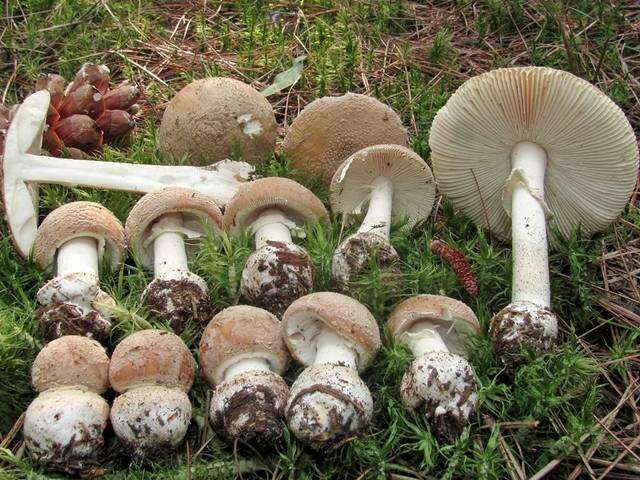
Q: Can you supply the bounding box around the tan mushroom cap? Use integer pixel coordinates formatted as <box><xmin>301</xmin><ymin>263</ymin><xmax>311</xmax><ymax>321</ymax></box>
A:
<box><xmin>283</xmin><ymin>93</ymin><xmax>408</xmax><ymax>182</ymax></box>
<box><xmin>158</xmin><ymin>77</ymin><xmax>278</xmax><ymax>165</ymax></box>
<box><xmin>33</xmin><ymin>201</ymin><xmax>125</xmax><ymax>270</ymax></box>
<box><xmin>31</xmin><ymin>335</ymin><xmax>110</xmax><ymax>394</ymax></box>
<box><xmin>223</xmin><ymin>177</ymin><xmax>327</xmax><ymax>233</ymax></box>
<box><xmin>388</xmin><ymin>295</ymin><xmax>480</xmax><ymax>357</ymax></box>
<box><xmin>430</xmin><ymin>66</ymin><xmax>639</xmax><ymax>241</ymax></box>
<box><xmin>125</xmin><ymin>187</ymin><xmax>223</xmax><ymax>268</ymax></box>
<box><xmin>330</xmin><ymin>144</ymin><xmax>436</xmax><ymax>229</ymax></box>
<box><xmin>199</xmin><ymin>305</ymin><xmax>289</xmax><ymax>385</ymax></box>
<box><xmin>109</xmin><ymin>329</ymin><xmax>196</xmax><ymax>393</ymax></box>
<box><xmin>282</xmin><ymin>292</ymin><xmax>381</xmax><ymax>371</ymax></box>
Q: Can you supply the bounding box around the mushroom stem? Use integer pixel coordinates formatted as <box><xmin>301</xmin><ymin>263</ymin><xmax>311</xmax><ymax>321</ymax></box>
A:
<box><xmin>224</xmin><ymin>358</ymin><xmax>270</xmax><ymax>380</ymax></box>
<box><xmin>357</xmin><ymin>176</ymin><xmax>393</xmax><ymax>238</ymax></box>
<box><xmin>509</xmin><ymin>142</ymin><xmax>551</xmax><ymax>308</ymax></box>
<box><xmin>152</xmin><ymin>214</ymin><xmax>189</xmax><ymax>279</ymax></box>
<box><xmin>57</xmin><ymin>237</ymin><xmax>99</xmax><ymax>277</ymax></box>
<box><xmin>252</xmin><ymin>209</ymin><xmax>293</xmax><ymax>249</ymax></box>
<box><xmin>403</xmin><ymin>322</ymin><xmax>448</xmax><ymax>357</ymax></box>
<box><xmin>314</xmin><ymin>328</ymin><xmax>357</xmax><ymax>370</ymax></box>
<box><xmin>20</xmin><ymin>153</ymin><xmax>251</xmax><ymax>206</ymax></box>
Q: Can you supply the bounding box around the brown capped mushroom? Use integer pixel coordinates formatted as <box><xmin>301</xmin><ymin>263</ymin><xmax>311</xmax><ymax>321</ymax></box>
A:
<box><xmin>109</xmin><ymin>329</ymin><xmax>195</xmax><ymax>457</ymax></box>
<box><xmin>283</xmin><ymin>93</ymin><xmax>408</xmax><ymax>182</ymax></box>
<box><xmin>330</xmin><ymin>144</ymin><xmax>436</xmax><ymax>290</ymax></box>
<box><xmin>429</xmin><ymin>67</ymin><xmax>639</xmax><ymax>367</ymax></box>
<box><xmin>223</xmin><ymin>177</ymin><xmax>327</xmax><ymax>317</ymax></box>
<box><xmin>126</xmin><ymin>188</ymin><xmax>222</xmax><ymax>332</ymax></box>
<box><xmin>389</xmin><ymin>295</ymin><xmax>480</xmax><ymax>441</ymax></box>
<box><xmin>282</xmin><ymin>292</ymin><xmax>381</xmax><ymax>449</ymax></box>
<box><xmin>23</xmin><ymin>336</ymin><xmax>110</xmax><ymax>475</ymax></box>
<box><xmin>199</xmin><ymin>305</ymin><xmax>290</xmax><ymax>444</ymax></box>
<box><xmin>33</xmin><ymin>202</ymin><xmax>125</xmax><ymax>342</ymax></box>
<box><xmin>158</xmin><ymin>77</ymin><xmax>278</xmax><ymax>165</ymax></box>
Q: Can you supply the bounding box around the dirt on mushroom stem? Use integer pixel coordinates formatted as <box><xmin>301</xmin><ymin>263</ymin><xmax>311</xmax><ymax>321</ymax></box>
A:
<box><xmin>37</xmin><ymin>302</ymin><xmax>112</xmax><ymax>343</ymax></box>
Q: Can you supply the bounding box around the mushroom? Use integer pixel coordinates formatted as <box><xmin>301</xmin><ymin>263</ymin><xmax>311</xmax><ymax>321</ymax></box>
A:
<box><xmin>223</xmin><ymin>177</ymin><xmax>327</xmax><ymax>317</ymax></box>
<box><xmin>33</xmin><ymin>201</ymin><xmax>125</xmax><ymax>342</ymax></box>
<box><xmin>159</xmin><ymin>77</ymin><xmax>278</xmax><ymax>165</ymax></box>
<box><xmin>330</xmin><ymin>144</ymin><xmax>436</xmax><ymax>290</ymax></box>
<box><xmin>429</xmin><ymin>67</ymin><xmax>639</xmax><ymax>367</ymax></box>
<box><xmin>125</xmin><ymin>188</ymin><xmax>222</xmax><ymax>332</ymax></box>
<box><xmin>3</xmin><ymin>90</ymin><xmax>253</xmax><ymax>258</ymax></box>
<box><xmin>23</xmin><ymin>336</ymin><xmax>110</xmax><ymax>475</ymax></box>
<box><xmin>282</xmin><ymin>292</ymin><xmax>381</xmax><ymax>449</ymax></box>
<box><xmin>109</xmin><ymin>329</ymin><xmax>196</xmax><ymax>457</ymax></box>
<box><xmin>283</xmin><ymin>93</ymin><xmax>408</xmax><ymax>182</ymax></box>
<box><xmin>388</xmin><ymin>295</ymin><xmax>480</xmax><ymax>441</ymax></box>
<box><xmin>199</xmin><ymin>305</ymin><xmax>290</xmax><ymax>444</ymax></box>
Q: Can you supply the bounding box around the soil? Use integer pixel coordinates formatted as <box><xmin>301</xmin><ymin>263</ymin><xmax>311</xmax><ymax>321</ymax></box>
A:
<box><xmin>37</xmin><ymin>302</ymin><xmax>112</xmax><ymax>343</ymax></box>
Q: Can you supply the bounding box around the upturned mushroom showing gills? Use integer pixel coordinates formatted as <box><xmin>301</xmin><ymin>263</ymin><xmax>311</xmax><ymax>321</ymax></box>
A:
<box><xmin>33</xmin><ymin>201</ymin><xmax>125</xmax><ymax>342</ymax></box>
<box><xmin>388</xmin><ymin>295</ymin><xmax>480</xmax><ymax>441</ymax></box>
<box><xmin>23</xmin><ymin>336</ymin><xmax>110</xmax><ymax>475</ymax></box>
<box><xmin>3</xmin><ymin>89</ymin><xmax>253</xmax><ymax>258</ymax></box>
<box><xmin>429</xmin><ymin>67</ymin><xmax>639</xmax><ymax>367</ymax></box>
<box><xmin>125</xmin><ymin>188</ymin><xmax>222</xmax><ymax>332</ymax></box>
<box><xmin>330</xmin><ymin>144</ymin><xmax>436</xmax><ymax>291</ymax></box>
<box><xmin>282</xmin><ymin>292</ymin><xmax>381</xmax><ymax>449</ymax></box>
<box><xmin>109</xmin><ymin>329</ymin><xmax>196</xmax><ymax>457</ymax></box>
<box><xmin>223</xmin><ymin>177</ymin><xmax>327</xmax><ymax>317</ymax></box>
<box><xmin>283</xmin><ymin>93</ymin><xmax>408</xmax><ymax>182</ymax></box>
<box><xmin>199</xmin><ymin>305</ymin><xmax>290</xmax><ymax>444</ymax></box>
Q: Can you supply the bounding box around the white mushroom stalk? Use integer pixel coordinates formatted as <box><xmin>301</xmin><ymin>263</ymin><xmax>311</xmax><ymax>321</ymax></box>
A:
<box><xmin>57</xmin><ymin>237</ymin><xmax>99</xmax><ymax>278</ymax></box>
<box><xmin>357</xmin><ymin>176</ymin><xmax>394</xmax><ymax>238</ymax></box>
<box><xmin>151</xmin><ymin>214</ymin><xmax>190</xmax><ymax>279</ymax></box>
<box><xmin>251</xmin><ymin>209</ymin><xmax>296</xmax><ymax>249</ymax></box>
<box><xmin>313</xmin><ymin>328</ymin><xmax>357</xmax><ymax>369</ymax></box>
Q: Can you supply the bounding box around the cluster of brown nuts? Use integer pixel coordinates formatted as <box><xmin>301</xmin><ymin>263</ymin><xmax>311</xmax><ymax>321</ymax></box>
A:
<box><xmin>11</xmin><ymin>66</ymin><xmax>638</xmax><ymax>475</ymax></box>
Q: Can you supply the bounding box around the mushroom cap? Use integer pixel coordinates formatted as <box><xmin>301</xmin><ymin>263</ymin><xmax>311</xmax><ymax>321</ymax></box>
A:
<box><xmin>33</xmin><ymin>201</ymin><xmax>125</xmax><ymax>270</ymax></box>
<box><xmin>199</xmin><ymin>305</ymin><xmax>290</xmax><ymax>385</ymax></box>
<box><xmin>282</xmin><ymin>292</ymin><xmax>381</xmax><ymax>371</ymax></box>
<box><xmin>283</xmin><ymin>93</ymin><xmax>408</xmax><ymax>181</ymax></box>
<box><xmin>330</xmin><ymin>145</ymin><xmax>436</xmax><ymax>229</ymax></box>
<box><xmin>430</xmin><ymin>66</ymin><xmax>639</xmax><ymax>240</ymax></box>
<box><xmin>109</xmin><ymin>329</ymin><xmax>196</xmax><ymax>393</ymax></box>
<box><xmin>158</xmin><ymin>77</ymin><xmax>277</xmax><ymax>165</ymax></box>
<box><xmin>125</xmin><ymin>187</ymin><xmax>222</xmax><ymax>268</ymax></box>
<box><xmin>223</xmin><ymin>177</ymin><xmax>327</xmax><ymax>233</ymax></box>
<box><xmin>388</xmin><ymin>295</ymin><xmax>480</xmax><ymax>357</ymax></box>
<box><xmin>32</xmin><ymin>335</ymin><xmax>110</xmax><ymax>394</ymax></box>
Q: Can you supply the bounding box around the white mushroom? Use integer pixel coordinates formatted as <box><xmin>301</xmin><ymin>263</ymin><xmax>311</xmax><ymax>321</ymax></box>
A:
<box><xmin>330</xmin><ymin>145</ymin><xmax>435</xmax><ymax>291</ymax></box>
<box><xmin>2</xmin><ymin>90</ymin><xmax>254</xmax><ymax>258</ymax></box>
<box><xmin>429</xmin><ymin>67</ymin><xmax>639</xmax><ymax>367</ymax></box>
<box><xmin>125</xmin><ymin>188</ymin><xmax>223</xmax><ymax>331</ymax></box>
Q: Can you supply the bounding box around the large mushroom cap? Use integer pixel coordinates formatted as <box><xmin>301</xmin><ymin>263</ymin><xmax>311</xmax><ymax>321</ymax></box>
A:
<box><xmin>388</xmin><ymin>295</ymin><xmax>479</xmax><ymax>358</ymax></box>
<box><xmin>31</xmin><ymin>335</ymin><xmax>110</xmax><ymax>394</ymax></box>
<box><xmin>199</xmin><ymin>305</ymin><xmax>290</xmax><ymax>385</ymax></box>
<box><xmin>282</xmin><ymin>292</ymin><xmax>381</xmax><ymax>371</ymax></box>
<box><xmin>430</xmin><ymin>66</ymin><xmax>639</xmax><ymax>240</ymax></box>
<box><xmin>158</xmin><ymin>77</ymin><xmax>278</xmax><ymax>165</ymax></box>
<box><xmin>125</xmin><ymin>187</ymin><xmax>223</xmax><ymax>268</ymax></box>
<box><xmin>283</xmin><ymin>93</ymin><xmax>408</xmax><ymax>181</ymax></box>
<box><xmin>223</xmin><ymin>177</ymin><xmax>327</xmax><ymax>233</ymax></box>
<box><xmin>330</xmin><ymin>144</ymin><xmax>436</xmax><ymax>229</ymax></box>
<box><xmin>33</xmin><ymin>201</ymin><xmax>125</xmax><ymax>270</ymax></box>
<box><xmin>109</xmin><ymin>329</ymin><xmax>195</xmax><ymax>393</ymax></box>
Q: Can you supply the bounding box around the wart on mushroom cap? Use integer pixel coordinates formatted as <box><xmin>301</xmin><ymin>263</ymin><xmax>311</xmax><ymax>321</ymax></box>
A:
<box><xmin>23</xmin><ymin>336</ymin><xmax>110</xmax><ymax>475</ymax></box>
<box><xmin>283</xmin><ymin>93</ymin><xmax>408</xmax><ymax>182</ymax></box>
<box><xmin>389</xmin><ymin>295</ymin><xmax>480</xmax><ymax>441</ymax></box>
<box><xmin>429</xmin><ymin>67</ymin><xmax>639</xmax><ymax>367</ymax></box>
<box><xmin>223</xmin><ymin>177</ymin><xmax>328</xmax><ymax>317</ymax></box>
<box><xmin>33</xmin><ymin>201</ymin><xmax>125</xmax><ymax>342</ymax></box>
<box><xmin>2</xmin><ymin>90</ymin><xmax>254</xmax><ymax>258</ymax></box>
<box><xmin>330</xmin><ymin>144</ymin><xmax>436</xmax><ymax>291</ymax></box>
<box><xmin>282</xmin><ymin>292</ymin><xmax>381</xmax><ymax>449</ymax></box>
<box><xmin>125</xmin><ymin>187</ymin><xmax>222</xmax><ymax>332</ymax></box>
<box><xmin>109</xmin><ymin>329</ymin><xmax>195</xmax><ymax>457</ymax></box>
<box><xmin>199</xmin><ymin>305</ymin><xmax>290</xmax><ymax>444</ymax></box>
<box><xmin>158</xmin><ymin>77</ymin><xmax>278</xmax><ymax>165</ymax></box>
